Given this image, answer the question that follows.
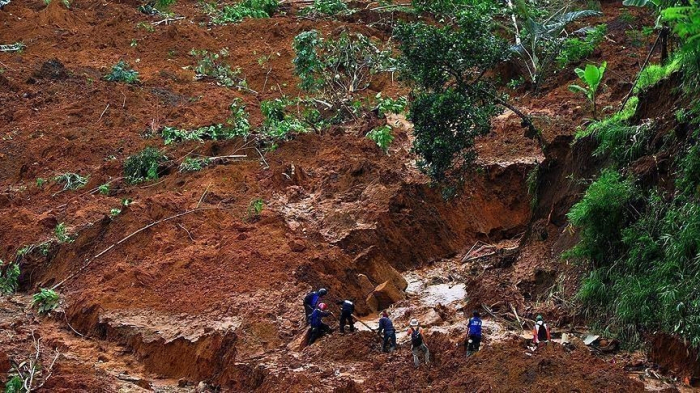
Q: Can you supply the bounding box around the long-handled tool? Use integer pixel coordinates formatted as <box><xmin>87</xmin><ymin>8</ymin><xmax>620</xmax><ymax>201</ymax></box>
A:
<box><xmin>351</xmin><ymin>314</ymin><xmax>377</xmax><ymax>333</ymax></box>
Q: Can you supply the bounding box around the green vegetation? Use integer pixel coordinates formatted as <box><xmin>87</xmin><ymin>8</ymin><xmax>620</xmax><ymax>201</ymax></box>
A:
<box><xmin>0</xmin><ymin>260</ymin><xmax>20</xmax><ymax>295</ymax></box>
<box><xmin>635</xmin><ymin>57</ymin><xmax>681</xmax><ymax>93</ymax></box>
<box><xmin>179</xmin><ymin>157</ymin><xmax>210</xmax><ymax>172</ymax></box>
<box><xmin>568</xmin><ymin>61</ymin><xmax>607</xmax><ymax>119</ymax></box>
<box><xmin>293</xmin><ymin>29</ymin><xmax>396</xmax><ymax>106</ymax></box>
<box><xmin>190</xmin><ymin>49</ymin><xmax>250</xmax><ymax>91</ymax></box>
<box><xmin>123</xmin><ymin>147</ymin><xmax>168</xmax><ymax>184</ymax></box>
<box><xmin>54</xmin><ymin>172</ymin><xmax>88</xmax><ymax>190</ymax></box>
<box><xmin>5</xmin><ymin>375</ymin><xmax>23</xmax><ymax>393</ymax></box>
<box><xmin>260</xmin><ymin>97</ymin><xmax>309</xmax><ymax>140</ymax></box>
<box><xmin>161</xmin><ymin>99</ymin><xmax>251</xmax><ymax>144</ymax></box>
<box><xmin>299</xmin><ymin>0</ymin><xmax>350</xmax><ymax>18</ymax></box>
<box><xmin>104</xmin><ymin>60</ymin><xmax>139</xmax><ymax>84</ymax></box>
<box><xmin>35</xmin><ymin>177</ymin><xmax>47</xmax><ymax>188</ymax></box>
<box><xmin>366</xmin><ymin>125</ymin><xmax>394</xmax><ymax>154</ymax></box>
<box><xmin>110</xmin><ymin>208</ymin><xmax>122</xmax><ymax>217</ymax></box>
<box><xmin>209</xmin><ymin>0</ymin><xmax>279</xmax><ymax>24</ymax></box>
<box><xmin>98</xmin><ymin>183</ymin><xmax>110</xmax><ymax>195</ymax></box>
<box><xmin>247</xmin><ymin>197</ymin><xmax>264</xmax><ymax>220</ymax></box>
<box><xmin>556</xmin><ymin>24</ymin><xmax>607</xmax><ymax>67</ymax></box>
<box><xmin>570</xmin><ymin>0</ymin><xmax>700</xmax><ymax>348</ymax></box>
<box><xmin>54</xmin><ymin>222</ymin><xmax>73</xmax><ymax>244</ymax></box>
<box><xmin>394</xmin><ymin>7</ymin><xmax>516</xmax><ymax>186</ymax></box>
<box><xmin>32</xmin><ymin>288</ymin><xmax>60</xmax><ymax>314</ymax></box>
<box><xmin>374</xmin><ymin>94</ymin><xmax>408</xmax><ymax>117</ymax></box>
<box><xmin>511</xmin><ymin>2</ymin><xmax>602</xmax><ymax>88</ymax></box>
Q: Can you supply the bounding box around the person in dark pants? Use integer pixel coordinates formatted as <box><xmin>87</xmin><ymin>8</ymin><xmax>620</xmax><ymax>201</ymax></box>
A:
<box><xmin>336</xmin><ymin>299</ymin><xmax>355</xmax><ymax>333</ymax></box>
<box><xmin>377</xmin><ymin>311</ymin><xmax>396</xmax><ymax>352</ymax></box>
<box><xmin>466</xmin><ymin>310</ymin><xmax>483</xmax><ymax>356</ymax></box>
<box><xmin>308</xmin><ymin>302</ymin><xmax>332</xmax><ymax>345</ymax></box>
<box><xmin>303</xmin><ymin>288</ymin><xmax>327</xmax><ymax>325</ymax></box>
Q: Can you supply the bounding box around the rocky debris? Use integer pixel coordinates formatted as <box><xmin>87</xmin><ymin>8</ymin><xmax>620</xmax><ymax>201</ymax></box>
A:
<box><xmin>366</xmin><ymin>280</ymin><xmax>405</xmax><ymax>312</ymax></box>
<box><xmin>357</xmin><ymin>274</ymin><xmax>375</xmax><ymax>296</ymax></box>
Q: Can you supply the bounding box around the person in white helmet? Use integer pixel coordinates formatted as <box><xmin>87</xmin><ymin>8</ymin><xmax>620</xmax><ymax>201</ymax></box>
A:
<box><xmin>407</xmin><ymin>319</ymin><xmax>430</xmax><ymax>368</ymax></box>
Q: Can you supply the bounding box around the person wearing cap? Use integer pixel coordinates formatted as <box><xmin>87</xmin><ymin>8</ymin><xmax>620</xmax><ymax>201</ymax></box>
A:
<box><xmin>377</xmin><ymin>310</ymin><xmax>396</xmax><ymax>352</ymax></box>
<box><xmin>308</xmin><ymin>302</ymin><xmax>332</xmax><ymax>345</ymax></box>
<box><xmin>407</xmin><ymin>319</ymin><xmax>430</xmax><ymax>367</ymax></box>
<box><xmin>303</xmin><ymin>288</ymin><xmax>328</xmax><ymax>325</ymax></box>
<box><xmin>533</xmin><ymin>315</ymin><xmax>551</xmax><ymax>347</ymax></box>
<box><xmin>466</xmin><ymin>310</ymin><xmax>483</xmax><ymax>356</ymax></box>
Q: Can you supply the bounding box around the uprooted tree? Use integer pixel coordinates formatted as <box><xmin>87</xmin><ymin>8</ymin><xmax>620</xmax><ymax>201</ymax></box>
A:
<box><xmin>395</xmin><ymin>5</ymin><xmax>534</xmax><ymax>191</ymax></box>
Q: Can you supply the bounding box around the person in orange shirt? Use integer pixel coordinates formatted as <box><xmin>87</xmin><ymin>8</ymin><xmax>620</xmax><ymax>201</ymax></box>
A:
<box><xmin>407</xmin><ymin>319</ymin><xmax>430</xmax><ymax>368</ymax></box>
<box><xmin>533</xmin><ymin>315</ymin><xmax>551</xmax><ymax>347</ymax></box>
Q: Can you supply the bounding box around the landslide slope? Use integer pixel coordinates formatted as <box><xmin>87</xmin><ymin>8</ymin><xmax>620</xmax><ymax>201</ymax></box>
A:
<box><xmin>0</xmin><ymin>0</ymin><xmax>653</xmax><ymax>391</ymax></box>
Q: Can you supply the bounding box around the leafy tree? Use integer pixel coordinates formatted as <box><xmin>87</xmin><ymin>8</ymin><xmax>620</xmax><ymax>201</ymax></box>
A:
<box><xmin>395</xmin><ymin>9</ymin><xmax>533</xmax><ymax>185</ymax></box>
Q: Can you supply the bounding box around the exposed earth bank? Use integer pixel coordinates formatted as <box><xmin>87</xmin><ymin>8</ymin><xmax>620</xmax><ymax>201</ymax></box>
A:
<box><xmin>0</xmin><ymin>0</ymin><xmax>692</xmax><ymax>391</ymax></box>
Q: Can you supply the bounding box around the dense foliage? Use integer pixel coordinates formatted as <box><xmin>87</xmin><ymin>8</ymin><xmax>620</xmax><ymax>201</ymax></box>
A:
<box><xmin>569</xmin><ymin>0</ymin><xmax>700</xmax><ymax>347</ymax></box>
<box><xmin>394</xmin><ymin>7</ymin><xmax>509</xmax><ymax>185</ymax></box>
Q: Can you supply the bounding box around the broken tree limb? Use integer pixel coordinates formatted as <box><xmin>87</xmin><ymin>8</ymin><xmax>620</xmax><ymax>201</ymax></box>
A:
<box><xmin>51</xmin><ymin>207</ymin><xmax>219</xmax><ymax>290</ymax></box>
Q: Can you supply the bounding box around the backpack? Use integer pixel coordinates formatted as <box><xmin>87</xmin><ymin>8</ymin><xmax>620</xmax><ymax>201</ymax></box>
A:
<box><xmin>410</xmin><ymin>328</ymin><xmax>423</xmax><ymax>347</ymax></box>
<box><xmin>537</xmin><ymin>323</ymin><xmax>548</xmax><ymax>341</ymax></box>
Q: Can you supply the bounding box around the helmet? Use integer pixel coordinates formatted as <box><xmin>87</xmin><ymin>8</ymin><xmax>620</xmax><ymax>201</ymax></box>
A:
<box><xmin>318</xmin><ymin>303</ymin><xmax>327</xmax><ymax>310</ymax></box>
<box><xmin>318</xmin><ymin>288</ymin><xmax>328</xmax><ymax>296</ymax></box>
<box><xmin>536</xmin><ymin>315</ymin><xmax>543</xmax><ymax>321</ymax></box>
<box><xmin>382</xmin><ymin>310</ymin><xmax>389</xmax><ymax>317</ymax></box>
<box><xmin>473</xmin><ymin>310</ymin><xmax>480</xmax><ymax>317</ymax></box>
<box><xmin>410</xmin><ymin>319</ymin><xmax>419</xmax><ymax>327</ymax></box>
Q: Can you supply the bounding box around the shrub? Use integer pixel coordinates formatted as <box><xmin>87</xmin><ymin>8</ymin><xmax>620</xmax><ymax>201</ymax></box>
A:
<box><xmin>162</xmin><ymin>99</ymin><xmax>250</xmax><ymax>144</ymax></box>
<box><xmin>556</xmin><ymin>24</ymin><xmax>607</xmax><ymax>67</ymax></box>
<box><xmin>293</xmin><ymin>29</ymin><xmax>396</xmax><ymax>105</ymax></box>
<box><xmin>210</xmin><ymin>0</ymin><xmax>279</xmax><ymax>24</ymax></box>
<box><xmin>634</xmin><ymin>57</ymin><xmax>681</xmax><ymax>93</ymax></box>
<box><xmin>32</xmin><ymin>288</ymin><xmax>60</xmax><ymax>314</ymax></box>
<box><xmin>374</xmin><ymin>94</ymin><xmax>408</xmax><ymax>117</ymax></box>
<box><xmin>566</xmin><ymin>169</ymin><xmax>636</xmax><ymax>265</ymax></box>
<box><xmin>54</xmin><ymin>222</ymin><xmax>73</xmax><ymax>244</ymax></box>
<box><xmin>260</xmin><ymin>97</ymin><xmax>308</xmax><ymax>140</ymax></box>
<box><xmin>190</xmin><ymin>49</ymin><xmax>249</xmax><ymax>90</ymax></box>
<box><xmin>104</xmin><ymin>60</ymin><xmax>139</xmax><ymax>84</ymax></box>
<box><xmin>0</xmin><ymin>260</ymin><xmax>20</xmax><ymax>295</ymax></box>
<box><xmin>98</xmin><ymin>183</ymin><xmax>110</xmax><ymax>195</ymax></box>
<box><xmin>179</xmin><ymin>157</ymin><xmax>210</xmax><ymax>172</ymax></box>
<box><xmin>54</xmin><ymin>172</ymin><xmax>88</xmax><ymax>190</ymax></box>
<box><xmin>123</xmin><ymin>147</ymin><xmax>168</xmax><ymax>184</ymax></box>
<box><xmin>299</xmin><ymin>0</ymin><xmax>349</xmax><ymax>17</ymax></box>
<box><xmin>247</xmin><ymin>198</ymin><xmax>264</xmax><ymax>220</ymax></box>
<box><xmin>366</xmin><ymin>125</ymin><xmax>394</xmax><ymax>153</ymax></box>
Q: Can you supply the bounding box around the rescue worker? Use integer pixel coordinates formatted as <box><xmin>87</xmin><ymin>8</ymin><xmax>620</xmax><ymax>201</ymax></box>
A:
<box><xmin>336</xmin><ymin>299</ymin><xmax>355</xmax><ymax>333</ymax></box>
<box><xmin>533</xmin><ymin>315</ymin><xmax>551</xmax><ymax>347</ymax></box>
<box><xmin>407</xmin><ymin>319</ymin><xmax>430</xmax><ymax>368</ymax></box>
<box><xmin>377</xmin><ymin>310</ymin><xmax>396</xmax><ymax>352</ymax></box>
<box><xmin>303</xmin><ymin>288</ymin><xmax>327</xmax><ymax>324</ymax></box>
<box><xmin>308</xmin><ymin>303</ymin><xmax>332</xmax><ymax>345</ymax></box>
<box><xmin>466</xmin><ymin>310</ymin><xmax>483</xmax><ymax>356</ymax></box>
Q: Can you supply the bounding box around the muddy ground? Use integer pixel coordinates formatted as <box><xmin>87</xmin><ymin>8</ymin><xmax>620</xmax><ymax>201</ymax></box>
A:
<box><xmin>0</xmin><ymin>0</ymin><xmax>691</xmax><ymax>391</ymax></box>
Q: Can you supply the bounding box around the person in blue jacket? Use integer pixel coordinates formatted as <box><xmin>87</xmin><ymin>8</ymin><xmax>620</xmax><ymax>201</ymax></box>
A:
<box><xmin>377</xmin><ymin>310</ymin><xmax>396</xmax><ymax>352</ymax></box>
<box><xmin>303</xmin><ymin>288</ymin><xmax>327</xmax><ymax>325</ymax></box>
<box><xmin>466</xmin><ymin>310</ymin><xmax>483</xmax><ymax>356</ymax></box>
<box><xmin>308</xmin><ymin>303</ymin><xmax>332</xmax><ymax>345</ymax></box>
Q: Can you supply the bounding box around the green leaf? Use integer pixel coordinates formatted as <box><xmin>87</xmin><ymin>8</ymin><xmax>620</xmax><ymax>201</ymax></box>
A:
<box><xmin>568</xmin><ymin>84</ymin><xmax>588</xmax><ymax>95</ymax></box>
<box><xmin>622</xmin><ymin>0</ymin><xmax>658</xmax><ymax>7</ymax></box>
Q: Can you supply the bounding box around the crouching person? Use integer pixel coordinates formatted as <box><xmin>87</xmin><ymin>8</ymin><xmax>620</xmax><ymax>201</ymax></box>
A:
<box><xmin>308</xmin><ymin>303</ymin><xmax>332</xmax><ymax>345</ymax></box>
